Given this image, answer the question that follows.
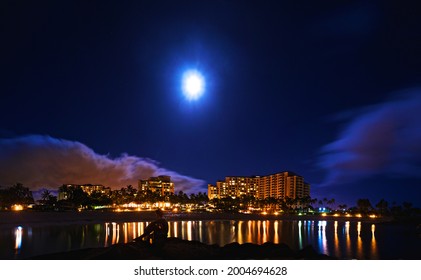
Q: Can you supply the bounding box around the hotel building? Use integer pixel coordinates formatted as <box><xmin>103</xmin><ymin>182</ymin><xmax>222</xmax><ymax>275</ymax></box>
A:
<box><xmin>208</xmin><ymin>171</ymin><xmax>310</xmax><ymax>200</ymax></box>
<box><xmin>58</xmin><ymin>184</ymin><xmax>110</xmax><ymax>200</ymax></box>
<box><xmin>138</xmin><ymin>175</ymin><xmax>175</xmax><ymax>197</ymax></box>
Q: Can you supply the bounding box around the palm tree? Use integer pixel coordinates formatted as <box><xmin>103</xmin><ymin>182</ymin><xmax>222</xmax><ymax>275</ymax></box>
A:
<box><xmin>70</xmin><ymin>187</ymin><xmax>89</xmax><ymax>208</ymax></box>
<box><xmin>124</xmin><ymin>185</ymin><xmax>137</xmax><ymax>203</ymax></box>
<box><xmin>338</xmin><ymin>204</ymin><xmax>348</xmax><ymax>211</ymax></box>
<box><xmin>110</xmin><ymin>189</ymin><xmax>124</xmax><ymax>205</ymax></box>
<box><xmin>299</xmin><ymin>195</ymin><xmax>313</xmax><ymax>212</ymax></box>
<box><xmin>191</xmin><ymin>192</ymin><xmax>209</xmax><ymax>208</ymax></box>
<box><xmin>327</xmin><ymin>198</ymin><xmax>336</xmax><ymax>210</ymax></box>
<box><xmin>189</xmin><ymin>193</ymin><xmax>197</xmax><ymax>204</ymax></box>
<box><xmin>89</xmin><ymin>191</ymin><xmax>111</xmax><ymax>207</ymax></box>
<box><xmin>145</xmin><ymin>190</ymin><xmax>160</xmax><ymax>204</ymax></box>
<box><xmin>41</xmin><ymin>190</ymin><xmax>51</xmax><ymax>201</ymax></box>
<box><xmin>40</xmin><ymin>189</ymin><xmax>57</xmax><ymax>206</ymax></box>
<box><xmin>284</xmin><ymin>196</ymin><xmax>295</xmax><ymax>213</ymax></box>
<box><xmin>197</xmin><ymin>192</ymin><xmax>209</xmax><ymax>205</ymax></box>
<box><xmin>264</xmin><ymin>197</ymin><xmax>278</xmax><ymax>213</ymax></box>
<box><xmin>318</xmin><ymin>199</ymin><xmax>324</xmax><ymax>207</ymax></box>
<box><xmin>167</xmin><ymin>193</ymin><xmax>179</xmax><ymax>205</ymax></box>
<box><xmin>375</xmin><ymin>199</ymin><xmax>389</xmax><ymax>216</ymax></box>
<box><xmin>177</xmin><ymin>191</ymin><xmax>189</xmax><ymax>205</ymax></box>
<box><xmin>240</xmin><ymin>194</ymin><xmax>255</xmax><ymax>210</ymax></box>
<box><xmin>308</xmin><ymin>197</ymin><xmax>318</xmax><ymax>209</ymax></box>
<box><xmin>126</xmin><ymin>185</ymin><xmax>136</xmax><ymax>196</ymax></box>
<box><xmin>356</xmin><ymin>198</ymin><xmax>373</xmax><ymax>215</ymax></box>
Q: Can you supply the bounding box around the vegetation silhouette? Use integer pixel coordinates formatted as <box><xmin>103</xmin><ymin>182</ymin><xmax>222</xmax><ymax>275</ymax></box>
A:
<box><xmin>1</xmin><ymin>183</ymin><xmax>420</xmax><ymax>221</ymax></box>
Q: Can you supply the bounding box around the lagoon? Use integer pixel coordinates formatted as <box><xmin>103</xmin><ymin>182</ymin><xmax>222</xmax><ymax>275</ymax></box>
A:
<box><xmin>1</xmin><ymin>218</ymin><xmax>420</xmax><ymax>259</ymax></box>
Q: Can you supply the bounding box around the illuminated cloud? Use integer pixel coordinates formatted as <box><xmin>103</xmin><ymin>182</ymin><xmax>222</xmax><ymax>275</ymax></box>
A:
<box><xmin>0</xmin><ymin>135</ymin><xmax>205</xmax><ymax>193</ymax></box>
<box><xmin>319</xmin><ymin>89</ymin><xmax>421</xmax><ymax>186</ymax></box>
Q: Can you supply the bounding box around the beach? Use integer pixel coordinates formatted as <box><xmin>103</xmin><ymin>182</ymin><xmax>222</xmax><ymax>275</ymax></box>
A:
<box><xmin>0</xmin><ymin>210</ymin><xmax>393</xmax><ymax>229</ymax></box>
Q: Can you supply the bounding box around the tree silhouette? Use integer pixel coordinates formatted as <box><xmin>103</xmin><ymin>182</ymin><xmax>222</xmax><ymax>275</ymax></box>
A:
<box><xmin>338</xmin><ymin>204</ymin><xmax>348</xmax><ymax>211</ymax></box>
<box><xmin>58</xmin><ymin>185</ymin><xmax>88</xmax><ymax>208</ymax></box>
<box><xmin>0</xmin><ymin>183</ymin><xmax>34</xmax><ymax>207</ymax></box>
<box><xmin>356</xmin><ymin>198</ymin><xmax>373</xmax><ymax>215</ymax></box>
<box><xmin>41</xmin><ymin>190</ymin><xmax>51</xmax><ymax>201</ymax></box>
<box><xmin>402</xmin><ymin>201</ymin><xmax>414</xmax><ymax>216</ymax></box>
<box><xmin>375</xmin><ymin>199</ymin><xmax>389</xmax><ymax>216</ymax></box>
<box><xmin>40</xmin><ymin>189</ymin><xmax>57</xmax><ymax>207</ymax></box>
<box><xmin>88</xmin><ymin>190</ymin><xmax>111</xmax><ymax>207</ymax></box>
<box><xmin>327</xmin><ymin>198</ymin><xmax>335</xmax><ymax>210</ymax></box>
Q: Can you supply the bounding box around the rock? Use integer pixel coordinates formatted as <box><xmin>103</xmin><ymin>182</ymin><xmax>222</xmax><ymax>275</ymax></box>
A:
<box><xmin>261</xmin><ymin>242</ymin><xmax>296</xmax><ymax>259</ymax></box>
<box><xmin>30</xmin><ymin>237</ymin><xmax>335</xmax><ymax>260</ymax></box>
<box><xmin>161</xmin><ymin>238</ymin><xmax>219</xmax><ymax>259</ymax></box>
<box><xmin>297</xmin><ymin>245</ymin><xmax>334</xmax><ymax>260</ymax></box>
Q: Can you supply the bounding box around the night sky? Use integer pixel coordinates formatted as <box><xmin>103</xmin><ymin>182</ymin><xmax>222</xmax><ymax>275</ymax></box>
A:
<box><xmin>1</xmin><ymin>1</ymin><xmax>421</xmax><ymax>207</ymax></box>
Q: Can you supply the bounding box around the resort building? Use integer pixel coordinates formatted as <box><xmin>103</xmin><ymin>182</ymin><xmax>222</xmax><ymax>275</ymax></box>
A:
<box><xmin>138</xmin><ymin>175</ymin><xmax>175</xmax><ymax>197</ymax></box>
<box><xmin>208</xmin><ymin>171</ymin><xmax>310</xmax><ymax>200</ymax></box>
<box><xmin>208</xmin><ymin>176</ymin><xmax>260</xmax><ymax>199</ymax></box>
<box><xmin>58</xmin><ymin>184</ymin><xmax>110</xmax><ymax>200</ymax></box>
<box><xmin>80</xmin><ymin>184</ymin><xmax>111</xmax><ymax>196</ymax></box>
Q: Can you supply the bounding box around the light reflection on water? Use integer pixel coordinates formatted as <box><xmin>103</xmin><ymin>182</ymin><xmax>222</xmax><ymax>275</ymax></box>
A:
<box><xmin>2</xmin><ymin>219</ymin><xmax>411</xmax><ymax>259</ymax></box>
<box><xmin>105</xmin><ymin>220</ymin><xmax>377</xmax><ymax>259</ymax></box>
<box><xmin>318</xmin><ymin>220</ymin><xmax>328</xmax><ymax>255</ymax></box>
<box><xmin>371</xmin><ymin>224</ymin><xmax>378</xmax><ymax>259</ymax></box>
<box><xmin>14</xmin><ymin>226</ymin><xmax>23</xmax><ymax>253</ymax></box>
<box><xmin>357</xmin><ymin>222</ymin><xmax>363</xmax><ymax>259</ymax></box>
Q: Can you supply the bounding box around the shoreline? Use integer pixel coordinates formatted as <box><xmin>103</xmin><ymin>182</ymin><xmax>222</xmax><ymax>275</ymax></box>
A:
<box><xmin>0</xmin><ymin>210</ymin><xmax>395</xmax><ymax>228</ymax></box>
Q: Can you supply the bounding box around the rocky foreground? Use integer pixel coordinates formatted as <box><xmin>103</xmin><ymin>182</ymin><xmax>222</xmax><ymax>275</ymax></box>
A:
<box><xmin>31</xmin><ymin>237</ymin><xmax>335</xmax><ymax>260</ymax></box>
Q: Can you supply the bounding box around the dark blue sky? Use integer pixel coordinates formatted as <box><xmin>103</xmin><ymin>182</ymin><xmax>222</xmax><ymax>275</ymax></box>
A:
<box><xmin>1</xmin><ymin>0</ymin><xmax>421</xmax><ymax>207</ymax></box>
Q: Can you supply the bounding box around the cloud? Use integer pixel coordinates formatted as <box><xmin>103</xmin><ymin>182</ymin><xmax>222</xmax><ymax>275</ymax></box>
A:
<box><xmin>0</xmin><ymin>135</ymin><xmax>205</xmax><ymax>193</ymax></box>
<box><xmin>318</xmin><ymin>89</ymin><xmax>421</xmax><ymax>186</ymax></box>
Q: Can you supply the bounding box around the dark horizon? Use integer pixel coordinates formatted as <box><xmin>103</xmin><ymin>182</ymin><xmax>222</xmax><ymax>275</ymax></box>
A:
<box><xmin>1</xmin><ymin>1</ymin><xmax>421</xmax><ymax>208</ymax></box>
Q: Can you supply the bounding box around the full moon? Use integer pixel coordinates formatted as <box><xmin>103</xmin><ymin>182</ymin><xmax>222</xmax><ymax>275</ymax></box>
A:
<box><xmin>182</xmin><ymin>70</ymin><xmax>205</xmax><ymax>101</ymax></box>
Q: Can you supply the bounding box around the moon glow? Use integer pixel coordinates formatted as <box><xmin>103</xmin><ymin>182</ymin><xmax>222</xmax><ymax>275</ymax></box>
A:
<box><xmin>182</xmin><ymin>70</ymin><xmax>205</xmax><ymax>101</ymax></box>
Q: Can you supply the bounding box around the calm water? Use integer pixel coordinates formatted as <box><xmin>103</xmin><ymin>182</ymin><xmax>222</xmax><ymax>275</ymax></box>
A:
<box><xmin>1</xmin><ymin>220</ymin><xmax>420</xmax><ymax>259</ymax></box>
